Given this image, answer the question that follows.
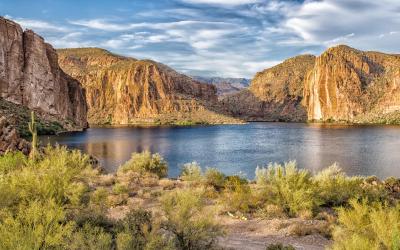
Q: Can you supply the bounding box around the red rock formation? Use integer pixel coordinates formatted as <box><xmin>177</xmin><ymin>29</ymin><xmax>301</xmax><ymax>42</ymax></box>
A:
<box><xmin>303</xmin><ymin>45</ymin><xmax>400</xmax><ymax>123</ymax></box>
<box><xmin>58</xmin><ymin>48</ymin><xmax>239</xmax><ymax>125</ymax></box>
<box><xmin>0</xmin><ymin>17</ymin><xmax>87</xmax><ymax>129</ymax></box>
<box><xmin>221</xmin><ymin>55</ymin><xmax>315</xmax><ymax>122</ymax></box>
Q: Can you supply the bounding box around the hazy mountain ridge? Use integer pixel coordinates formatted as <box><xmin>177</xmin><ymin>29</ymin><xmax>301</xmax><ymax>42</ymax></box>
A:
<box><xmin>191</xmin><ymin>76</ymin><xmax>250</xmax><ymax>96</ymax></box>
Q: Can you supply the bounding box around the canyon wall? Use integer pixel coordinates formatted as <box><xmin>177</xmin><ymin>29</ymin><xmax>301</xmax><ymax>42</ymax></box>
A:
<box><xmin>0</xmin><ymin>17</ymin><xmax>87</xmax><ymax>129</ymax></box>
<box><xmin>303</xmin><ymin>45</ymin><xmax>400</xmax><ymax>123</ymax></box>
<box><xmin>221</xmin><ymin>55</ymin><xmax>315</xmax><ymax>122</ymax></box>
<box><xmin>58</xmin><ymin>48</ymin><xmax>239</xmax><ymax>125</ymax></box>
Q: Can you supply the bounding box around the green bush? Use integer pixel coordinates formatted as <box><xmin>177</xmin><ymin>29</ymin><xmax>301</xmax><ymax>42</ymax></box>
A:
<box><xmin>180</xmin><ymin>162</ymin><xmax>203</xmax><ymax>182</ymax></box>
<box><xmin>204</xmin><ymin>168</ymin><xmax>226</xmax><ymax>190</ymax></box>
<box><xmin>331</xmin><ymin>199</ymin><xmax>400</xmax><ymax>250</ymax></box>
<box><xmin>0</xmin><ymin>151</ymin><xmax>26</xmax><ymax>175</ymax></box>
<box><xmin>119</xmin><ymin>151</ymin><xmax>168</xmax><ymax>178</ymax></box>
<box><xmin>255</xmin><ymin>162</ymin><xmax>318</xmax><ymax>217</ymax></box>
<box><xmin>314</xmin><ymin>164</ymin><xmax>364</xmax><ymax>206</ymax></box>
<box><xmin>113</xmin><ymin>183</ymin><xmax>129</xmax><ymax>195</ymax></box>
<box><xmin>115</xmin><ymin>209</ymin><xmax>153</xmax><ymax>250</ymax></box>
<box><xmin>70</xmin><ymin>223</ymin><xmax>112</xmax><ymax>250</ymax></box>
<box><xmin>0</xmin><ymin>200</ymin><xmax>74</xmax><ymax>250</ymax></box>
<box><xmin>161</xmin><ymin>189</ymin><xmax>224</xmax><ymax>249</ymax></box>
<box><xmin>223</xmin><ymin>175</ymin><xmax>253</xmax><ymax>213</ymax></box>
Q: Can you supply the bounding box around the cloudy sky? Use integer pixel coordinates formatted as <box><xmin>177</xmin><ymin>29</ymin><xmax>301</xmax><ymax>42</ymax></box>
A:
<box><xmin>1</xmin><ymin>0</ymin><xmax>399</xmax><ymax>78</ymax></box>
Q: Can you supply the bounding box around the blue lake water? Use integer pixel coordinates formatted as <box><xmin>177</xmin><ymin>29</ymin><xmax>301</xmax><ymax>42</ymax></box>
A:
<box><xmin>41</xmin><ymin>122</ymin><xmax>400</xmax><ymax>179</ymax></box>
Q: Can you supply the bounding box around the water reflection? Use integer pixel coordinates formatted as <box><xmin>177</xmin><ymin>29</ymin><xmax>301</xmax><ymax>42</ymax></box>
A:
<box><xmin>41</xmin><ymin>123</ymin><xmax>400</xmax><ymax>178</ymax></box>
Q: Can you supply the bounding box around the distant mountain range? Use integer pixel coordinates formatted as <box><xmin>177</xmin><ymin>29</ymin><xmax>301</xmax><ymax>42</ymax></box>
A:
<box><xmin>191</xmin><ymin>76</ymin><xmax>250</xmax><ymax>96</ymax></box>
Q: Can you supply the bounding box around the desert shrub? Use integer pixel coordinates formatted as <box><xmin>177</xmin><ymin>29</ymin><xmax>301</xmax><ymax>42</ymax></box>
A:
<box><xmin>256</xmin><ymin>162</ymin><xmax>318</xmax><ymax>217</ymax></box>
<box><xmin>0</xmin><ymin>200</ymin><xmax>74</xmax><ymax>250</ymax></box>
<box><xmin>204</xmin><ymin>168</ymin><xmax>226</xmax><ymax>190</ymax></box>
<box><xmin>180</xmin><ymin>162</ymin><xmax>203</xmax><ymax>182</ymax></box>
<box><xmin>161</xmin><ymin>189</ymin><xmax>224</xmax><ymax>250</ymax></box>
<box><xmin>119</xmin><ymin>151</ymin><xmax>168</xmax><ymax>178</ymax></box>
<box><xmin>223</xmin><ymin>175</ymin><xmax>253</xmax><ymax>213</ymax></box>
<box><xmin>115</xmin><ymin>209</ymin><xmax>153</xmax><ymax>250</ymax></box>
<box><xmin>66</xmin><ymin>182</ymin><xmax>90</xmax><ymax>206</ymax></box>
<box><xmin>331</xmin><ymin>199</ymin><xmax>400</xmax><ymax>250</ymax></box>
<box><xmin>0</xmin><ymin>145</ymin><xmax>95</xmax><ymax>210</ymax></box>
<box><xmin>255</xmin><ymin>166</ymin><xmax>269</xmax><ymax>186</ymax></box>
<box><xmin>314</xmin><ymin>164</ymin><xmax>364</xmax><ymax>207</ymax></box>
<box><xmin>113</xmin><ymin>183</ymin><xmax>129</xmax><ymax>195</ymax></box>
<box><xmin>266</xmin><ymin>243</ymin><xmax>295</xmax><ymax>250</ymax></box>
<box><xmin>70</xmin><ymin>223</ymin><xmax>112</xmax><ymax>250</ymax></box>
<box><xmin>0</xmin><ymin>151</ymin><xmax>26</xmax><ymax>175</ymax></box>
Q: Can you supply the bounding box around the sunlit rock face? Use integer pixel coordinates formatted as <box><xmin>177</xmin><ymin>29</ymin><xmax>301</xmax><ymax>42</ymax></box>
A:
<box><xmin>221</xmin><ymin>55</ymin><xmax>315</xmax><ymax>122</ymax></box>
<box><xmin>303</xmin><ymin>45</ymin><xmax>400</xmax><ymax>123</ymax></box>
<box><xmin>58</xmin><ymin>48</ymin><xmax>239</xmax><ymax>125</ymax></box>
<box><xmin>0</xmin><ymin>17</ymin><xmax>87</xmax><ymax>129</ymax></box>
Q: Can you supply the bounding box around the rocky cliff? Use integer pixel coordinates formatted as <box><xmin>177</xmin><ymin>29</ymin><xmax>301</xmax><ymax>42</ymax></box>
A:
<box><xmin>221</xmin><ymin>55</ymin><xmax>315</xmax><ymax>121</ymax></box>
<box><xmin>58</xmin><ymin>48</ymin><xmax>240</xmax><ymax>125</ymax></box>
<box><xmin>303</xmin><ymin>45</ymin><xmax>400</xmax><ymax>123</ymax></box>
<box><xmin>0</xmin><ymin>16</ymin><xmax>87</xmax><ymax>129</ymax></box>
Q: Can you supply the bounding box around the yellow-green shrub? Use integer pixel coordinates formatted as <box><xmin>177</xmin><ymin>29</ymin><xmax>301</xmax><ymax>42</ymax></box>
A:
<box><xmin>204</xmin><ymin>168</ymin><xmax>225</xmax><ymax>190</ymax></box>
<box><xmin>314</xmin><ymin>164</ymin><xmax>364</xmax><ymax>207</ymax></box>
<box><xmin>223</xmin><ymin>175</ymin><xmax>253</xmax><ymax>213</ymax></box>
<box><xmin>70</xmin><ymin>223</ymin><xmax>112</xmax><ymax>250</ymax></box>
<box><xmin>255</xmin><ymin>162</ymin><xmax>318</xmax><ymax>217</ymax></box>
<box><xmin>331</xmin><ymin>199</ymin><xmax>400</xmax><ymax>250</ymax></box>
<box><xmin>119</xmin><ymin>151</ymin><xmax>168</xmax><ymax>178</ymax></box>
<box><xmin>0</xmin><ymin>200</ymin><xmax>74</xmax><ymax>249</ymax></box>
<box><xmin>161</xmin><ymin>189</ymin><xmax>224</xmax><ymax>249</ymax></box>
<box><xmin>180</xmin><ymin>162</ymin><xmax>203</xmax><ymax>182</ymax></box>
<box><xmin>0</xmin><ymin>151</ymin><xmax>26</xmax><ymax>175</ymax></box>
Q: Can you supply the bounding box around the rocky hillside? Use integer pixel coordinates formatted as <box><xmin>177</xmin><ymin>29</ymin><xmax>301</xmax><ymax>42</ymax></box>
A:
<box><xmin>192</xmin><ymin>76</ymin><xmax>250</xmax><ymax>96</ymax></box>
<box><xmin>58</xmin><ymin>48</ymin><xmax>240</xmax><ymax>125</ymax></box>
<box><xmin>0</xmin><ymin>17</ymin><xmax>88</xmax><ymax>129</ymax></box>
<box><xmin>221</xmin><ymin>55</ymin><xmax>316</xmax><ymax>122</ymax></box>
<box><xmin>304</xmin><ymin>45</ymin><xmax>400</xmax><ymax>123</ymax></box>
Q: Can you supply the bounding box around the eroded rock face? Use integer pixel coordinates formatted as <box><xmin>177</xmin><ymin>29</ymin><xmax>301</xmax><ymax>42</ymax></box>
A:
<box><xmin>303</xmin><ymin>45</ymin><xmax>400</xmax><ymax>122</ymax></box>
<box><xmin>0</xmin><ymin>116</ymin><xmax>29</xmax><ymax>155</ymax></box>
<box><xmin>221</xmin><ymin>55</ymin><xmax>315</xmax><ymax>121</ymax></box>
<box><xmin>58</xmin><ymin>48</ymin><xmax>238</xmax><ymax>125</ymax></box>
<box><xmin>0</xmin><ymin>17</ymin><xmax>87</xmax><ymax>129</ymax></box>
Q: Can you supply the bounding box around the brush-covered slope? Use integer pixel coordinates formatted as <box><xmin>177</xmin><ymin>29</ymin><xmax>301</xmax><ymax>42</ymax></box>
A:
<box><xmin>221</xmin><ymin>55</ymin><xmax>316</xmax><ymax>122</ymax></box>
<box><xmin>58</xmin><ymin>48</ymin><xmax>240</xmax><ymax>125</ymax></box>
<box><xmin>304</xmin><ymin>45</ymin><xmax>400</xmax><ymax>123</ymax></box>
<box><xmin>0</xmin><ymin>16</ymin><xmax>87</xmax><ymax>129</ymax></box>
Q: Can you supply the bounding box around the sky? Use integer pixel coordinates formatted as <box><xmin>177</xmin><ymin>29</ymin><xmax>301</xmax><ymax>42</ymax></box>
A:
<box><xmin>1</xmin><ymin>0</ymin><xmax>399</xmax><ymax>78</ymax></box>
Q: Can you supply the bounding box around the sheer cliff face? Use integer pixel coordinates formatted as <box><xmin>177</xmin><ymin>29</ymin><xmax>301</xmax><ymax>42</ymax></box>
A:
<box><xmin>0</xmin><ymin>17</ymin><xmax>87</xmax><ymax>129</ymax></box>
<box><xmin>57</xmin><ymin>48</ymin><xmax>235</xmax><ymax>125</ymax></box>
<box><xmin>221</xmin><ymin>55</ymin><xmax>315</xmax><ymax>122</ymax></box>
<box><xmin>303</xmin><ymin>45</ymin><xmax>400</xmax><ymax>122</ymax></box>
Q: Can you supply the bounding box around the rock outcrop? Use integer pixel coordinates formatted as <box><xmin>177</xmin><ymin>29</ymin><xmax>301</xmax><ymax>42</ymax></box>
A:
<box><xmin>0</xmin><ymin>115</ymin><xmax>29</xmax><ymax>155</ymax></box>
<box><xmin>58</xmin><ymin>48</ymin><xmax>240</xmax><ymax>125</ymax></box>
<box><xmin>0</xmin><ymin>16</ymin><xmax>87</xmax><ymax>129</ymax></box>
<box><xmin>221</xmin><ymin>55</ymin><xmax>315</xmax><ymax>122</ymax></box>
<box><xmin>303</xmin><ymin>45</ymin><xmax>400</xmax><ymax>123</ymax></box>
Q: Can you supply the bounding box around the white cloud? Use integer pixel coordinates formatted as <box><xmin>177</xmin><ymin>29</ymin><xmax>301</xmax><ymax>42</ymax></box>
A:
<box><xmin>276</xmin><ymin>0</ymin><xmax>400</xmax><ymax>52</ymax></box>
<box><xmin>5</xmin><ymin>15</ymin><xmax>70</xmax><ymax>32</ymax></box>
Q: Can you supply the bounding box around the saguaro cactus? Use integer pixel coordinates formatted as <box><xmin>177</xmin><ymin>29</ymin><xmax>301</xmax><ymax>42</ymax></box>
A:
<box><xmin>28</xmin><ymin>111</ymin><xmax>38</xmax><ymax>160</ymax></box>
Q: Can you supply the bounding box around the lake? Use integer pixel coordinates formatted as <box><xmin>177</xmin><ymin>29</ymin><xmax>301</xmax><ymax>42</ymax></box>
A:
<box><xmin>41</xmin><ymin>122</ymin><xmax>400</xmax><ymax>179</ymax></box>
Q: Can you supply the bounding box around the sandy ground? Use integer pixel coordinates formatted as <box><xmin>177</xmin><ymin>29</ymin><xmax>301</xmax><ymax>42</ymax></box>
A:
<box><xmin>219</xmin><ymin>217</ymin><xmax>331</xmax><ymax>250</ymax></box>
<box><xmin>104</xmin><ymin>176</ymin><xmax>332</xmax><ymax>250</ymax></box>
